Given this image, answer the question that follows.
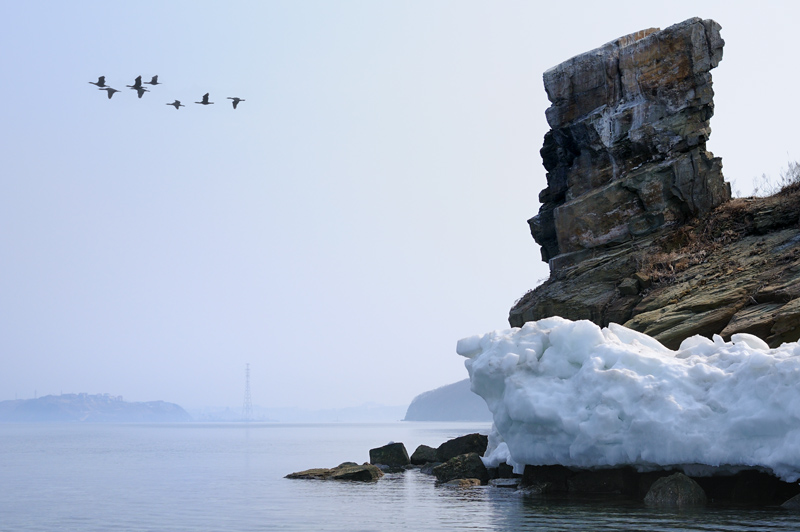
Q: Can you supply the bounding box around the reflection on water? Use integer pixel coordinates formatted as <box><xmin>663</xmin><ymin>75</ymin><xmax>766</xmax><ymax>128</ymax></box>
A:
<box><xmin>486</xmin><ymin>489</ymin><xmax>800</xmax><ymax>532</ymax></box>
<box><xmin>0</xmin><ymin>423</ymin><xmax>798</xmax><ymax>532</ymax></box>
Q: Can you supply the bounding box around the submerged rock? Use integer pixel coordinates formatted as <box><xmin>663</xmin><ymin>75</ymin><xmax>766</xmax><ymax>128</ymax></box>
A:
<box><xmin>489</xmin><ymin>478</ymin><xmax>520</xmax><ymax>489</ymax></box>
<box><xmin>445</xmin><ymin>478</ymin><xmax>482</xmax><ymax>487</ymax></box>
<box><xmin>286</xmin><ymin>462</ymin><xmax>384</xmax><ymax>481</ymax></box>
<box><xmin>644</xmin><ymin>473</ymin><xmax>707</xmax><ymax>507</ymax></box>
<box><xmin>782</xmin><ymin>493</ymin><xmax>800</xmax><ymax>510</ymax></box>
<box><xmin>520</xmin><ymin>465</ymin><xmax>571</xmax><ymax>493</ymax></box>
<box><xmin>420</xmin><ymin>461</ymin><xmax>443</xmax><ymax>475</ymax></box>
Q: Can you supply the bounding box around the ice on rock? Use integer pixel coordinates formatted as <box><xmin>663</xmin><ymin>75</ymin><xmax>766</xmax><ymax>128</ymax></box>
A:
<box><xmin>459</xmin><ymin>318</ymin><xmax>800</xmax><ymax>481</ymax></box>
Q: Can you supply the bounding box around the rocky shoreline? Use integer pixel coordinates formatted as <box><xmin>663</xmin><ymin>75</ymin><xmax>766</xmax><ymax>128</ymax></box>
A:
<box><xmin>286</xmin><ymin>432</ymin><xmax>800</xmax><ymax>508</ymax></box>
<box><xmin>287</xmin><ymin>16</ymin><xmax>800</xmax><ymax>513</ymax></box>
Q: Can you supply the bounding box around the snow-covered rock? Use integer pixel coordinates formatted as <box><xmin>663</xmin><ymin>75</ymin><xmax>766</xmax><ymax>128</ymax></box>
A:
<box><xmin>458</xmin><ymin>317</ymin><xmax>800</xmax><ymax>481</ymax></box>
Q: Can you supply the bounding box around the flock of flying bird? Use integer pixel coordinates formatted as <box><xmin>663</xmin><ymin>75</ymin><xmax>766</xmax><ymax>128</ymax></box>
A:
<box><xmin>89</xmin><ymin>76</ymin><xmax>246</xmax><ymax>110</ymax></box>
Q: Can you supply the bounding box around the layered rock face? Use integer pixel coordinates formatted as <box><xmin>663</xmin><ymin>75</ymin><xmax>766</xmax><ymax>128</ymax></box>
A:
<box><xmin>511</xmin><ymin>18</ymin><xmax>800</xmax><ymax>348</ymax></box>
<box><xmin>531</xmin><ymin>18</ymin><xmax>730</xmax><ymax>270</ymax></box>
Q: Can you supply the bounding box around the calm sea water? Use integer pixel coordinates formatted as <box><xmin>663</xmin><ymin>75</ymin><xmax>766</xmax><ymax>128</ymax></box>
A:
<box><xmin>1</xmin><ymin>422</ymin><xmax>799</xmax><ymax>531</ymax></box>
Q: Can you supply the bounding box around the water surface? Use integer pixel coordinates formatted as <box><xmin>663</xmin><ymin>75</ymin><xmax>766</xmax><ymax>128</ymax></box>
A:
<box><xmin>1</xmin><ymin>422</ymin><xmax>798</xmax><ymax>531</ymax></box>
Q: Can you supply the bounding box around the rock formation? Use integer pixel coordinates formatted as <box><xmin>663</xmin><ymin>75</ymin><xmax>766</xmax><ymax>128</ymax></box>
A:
<box><xmin>532</xmin><ymin>17</ymin><xmax>729</xmax><ymax>269</ymax></box>
<box><xmin>511</xmin><ymin>18</ymin><xmax>800</xmax><ymax>349</ymax></box>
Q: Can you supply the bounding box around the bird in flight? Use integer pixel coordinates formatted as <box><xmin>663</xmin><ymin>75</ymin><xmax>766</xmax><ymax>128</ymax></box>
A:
<box><xmin>133</xmin><ymin>86</ymin><xmax>149</xmax><ymax>98</ymax></box>
<box><xmin>144</xmin><ymin>75</ymin><xmax>160</xmax><ymax>86</ymax></box>
<box><xmin>167</xmin><ymin>100</ymin><xmax>185</xmax><ymax>110</ymax></box>
<box><xmin>99</xmin><ymin>87</ymin><xmax>120</xmax><ymax>99</ymax></box>
<box><xmin>89</xmin><ymin>76</ymin><xmax>107</xmax><ymax>87</ymax></box>
<box><xmin>195</xmin><ymin>93</ymin><xmax>214</xmax><ymax>105</ymax></box>
<box><xmin>227</xmin><ymin>97</ymin><xmax>245</xmax><ymax>109</ymax></box>
<box><xmin>126</xmin><ymin>76</ymin><xmax>143</xmax><ymax>90</ymax></box>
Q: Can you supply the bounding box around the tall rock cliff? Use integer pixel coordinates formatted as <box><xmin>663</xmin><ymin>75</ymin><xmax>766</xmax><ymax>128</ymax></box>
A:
<box><xmin>532</xmin><ymin>17</ymin><xmax>730</xmax><ymax>270</ymax></box>
<box><xmin>511</xmin><ymin>18</ymin><xmax>800</xmax><ymax>348</ymax></box>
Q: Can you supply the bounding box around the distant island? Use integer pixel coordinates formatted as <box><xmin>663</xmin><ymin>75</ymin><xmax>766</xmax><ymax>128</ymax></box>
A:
<box><xmin>0</xmin><ymin>393</ymin><xmax>190</xmax><ymax>423</ymax></box>
<box><xmin>403</xmin><ymin>379</ymin><xmax>492</xmax><ymax>422</ymax></box>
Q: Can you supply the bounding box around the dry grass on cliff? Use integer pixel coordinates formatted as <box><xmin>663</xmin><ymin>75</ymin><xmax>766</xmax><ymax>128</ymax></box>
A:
<box><xmin>752</xmin><ymin>161</ymin><xmax>800</xmax><ymax>197</ymax></box>
<box><xmin>637</xmin><ymin>180</ymin><xmax>800</xmax><ymax>285</ymax></box>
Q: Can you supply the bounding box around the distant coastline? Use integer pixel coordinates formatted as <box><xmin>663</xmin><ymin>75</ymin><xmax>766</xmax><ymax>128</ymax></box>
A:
<box><xmin>403</xmin><ymin>379</ymin><xmax>492</xmax><ymax>422</ymax></box>
<box><xmin>0</xmin><ymin>393</ymin><xmax>190</xmax><ymax>423</ymax></box>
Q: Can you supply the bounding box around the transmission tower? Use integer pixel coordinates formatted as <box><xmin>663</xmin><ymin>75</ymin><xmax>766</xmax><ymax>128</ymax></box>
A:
<box><xmin>242</xmin><ymin>363</ymin><xmax>253</xmax><ymax>422</ymax></box>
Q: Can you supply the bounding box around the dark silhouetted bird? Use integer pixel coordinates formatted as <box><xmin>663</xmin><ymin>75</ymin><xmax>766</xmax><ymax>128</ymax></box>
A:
<box><xmin>195</xmin><ymin>93</ymin><xmax>214</xmax><ymax>105</ymax></box>
<box><xmin>89</xmin><ymin>76</ymin><xmax>107</xmax><ymax>87</ymax></box>
<box><xmin>227</xmin><ymin>97</ymin><xmax>245</xmax><ymax>109</ymax></box>
<box><xmin>126</xmin><ymin>76</ymin><xmax>143</xmax><ymax>90</ymax></box>
<box><xmin>144</xmin><ymin>75</ymin><xmax>160</xmax><ymax>86</ymax></box>
<box><xmin>99</xmin><ymin>87</ymin><xmax>120</xmax><ymax>99</ymax></box>
<box><xmin>133</xmin><ymin>86</ymin><xmax>149</xmax><ymax>98</ymax></box>
<box><xmin>167</xmin><ymin>100</ymin><xmax>185</xmax><ymax>110</ymax></box>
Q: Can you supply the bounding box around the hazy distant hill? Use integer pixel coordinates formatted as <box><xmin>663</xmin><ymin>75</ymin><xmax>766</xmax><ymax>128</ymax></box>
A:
<box><xmin>0</xmin><ymin>393</ymin><xmax>190</xmax><ymax>423</ymax></box>
<box><xmin>403</xmin><ymin>379</ymin><xmax>492</xmax><ymax>421</ymax></box>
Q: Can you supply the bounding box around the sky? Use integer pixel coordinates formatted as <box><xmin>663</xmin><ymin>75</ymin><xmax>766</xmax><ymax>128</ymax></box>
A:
<box><xmin>1</xmin><ymin>1</ymin><xmax>798</xmax><ymax>410</ymax></box>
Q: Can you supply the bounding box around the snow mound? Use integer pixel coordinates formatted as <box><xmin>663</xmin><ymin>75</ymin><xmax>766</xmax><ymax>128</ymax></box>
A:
<box><xmin>458</xmin><ymin>317</ymin><xmax>800</xmax><ymax>481</ymax></box>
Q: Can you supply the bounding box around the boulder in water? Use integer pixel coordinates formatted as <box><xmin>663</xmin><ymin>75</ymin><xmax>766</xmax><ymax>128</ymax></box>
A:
<box><xmin>286</xmin><ymin>462</ymin><xmax>384</xmax><ymax>481</ymax></box>
<box><xmin>644</xmin><ymin>472</ymin><xmax>707</xmax><ymax>507</ymax></box>
<box><xmin>433</xmin><ymin>453</ymin><xmax>489</xmax><ymax>485</ymax></box>
<box><xmin>436</xmin><ymin>433</ymin><xmax>488</xmax><ymax>462</ymax></box>
<box><xmin>369</xmin><ymin>442</ymin><xmax>409</xmax><ymax>469</ymax></box>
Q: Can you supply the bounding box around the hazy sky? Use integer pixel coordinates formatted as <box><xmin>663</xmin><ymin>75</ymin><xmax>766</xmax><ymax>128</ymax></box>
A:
<box><xmin>2</xmin><ymin>1</ymin><xmax>798</xmax><ymax>410</ymax></box>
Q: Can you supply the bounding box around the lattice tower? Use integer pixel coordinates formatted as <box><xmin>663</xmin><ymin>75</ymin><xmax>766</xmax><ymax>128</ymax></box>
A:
<box><xmin>242</xmin><ymin>363</ymin><xmax>253</xmax><ymax>422</ymax></box>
